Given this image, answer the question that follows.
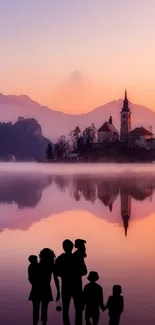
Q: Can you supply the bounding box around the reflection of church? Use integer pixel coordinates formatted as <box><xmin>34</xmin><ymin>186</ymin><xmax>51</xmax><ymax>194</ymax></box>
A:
<box><xmin>98</xmin><ymin>182</ymin><xmax>131</xmax><ymax>236</ymax></box>
<box><xmin>98</xmin><ymin>181</ymin><xmax>119</xmax><ymax>212</ymax></box>
<box><xmin>120</xmin><ymin>189</ymin><xmax>131</xmax><ymax>237</ymax></box>
<box><xmin>97</xmin><ymin>179</ymin><xmax>154</xmax><ymax>237</ymax></box>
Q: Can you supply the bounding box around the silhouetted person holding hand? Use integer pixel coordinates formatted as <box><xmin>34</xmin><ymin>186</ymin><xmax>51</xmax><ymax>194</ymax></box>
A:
<box><xmin>74</xmin><ymin>239</ymin><xmax>87</xmax><ymax>258</ymax></box>
<box><xmin>56</xmin><ymin>239</ymin><xmax>87</xmax><ymax>325</ymax></box>
<box><xmin>28</xmin><ymin>248</ymin><xmax>60</xmax><ymax>325</ymax></box>
<box><xmin>104</xmin><ymin>285</ymin><xmax>124</xmax><ymax>325</ymax></box>
<box><xmin>83</xmin><ymin>271</ymin><xmax>104</xmax><ymax>325</ymax></box>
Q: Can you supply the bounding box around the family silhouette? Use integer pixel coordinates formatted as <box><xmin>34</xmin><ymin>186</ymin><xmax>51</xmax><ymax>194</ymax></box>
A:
<box><xmin>28</xmin><ymin>239</ymin><xmax>124</xmax><ymax>325</ymax></box>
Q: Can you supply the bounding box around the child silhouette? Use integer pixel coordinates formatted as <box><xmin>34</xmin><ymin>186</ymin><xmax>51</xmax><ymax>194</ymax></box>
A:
<box><xmin>83</xmin><ymin>271</ymin><xmax>104</xmax><ymax>325</ymax></box>
<box><xmin>104</xmin><ymin>285</ymin><xmax>124</xmax><ymax>325</ymax></box>
<box><xmin>28</xmin><ymin>255</ymin><xmax>39</xmax><ymax>285</ymax></box>
<box><xmin>74</xmin><ymin>239</ymin><xmax>87</xmax><ymax>258</ymax></box>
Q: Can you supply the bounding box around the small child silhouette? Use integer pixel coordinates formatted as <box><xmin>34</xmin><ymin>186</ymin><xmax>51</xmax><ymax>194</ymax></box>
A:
<box><xmin>28</xmin><ymin>255</ymin><xmax>38</xmax><ymax>285</ymax></box>
<box><xmin>83</xmin><ymin>271</ymin><xmax>104</xmax><ymax>325</ymax></box>
<box><xmin>74</xmin><ymin>239</ymin><xmax>87</xmax><ymax>258</ymax></box>
<box><xmin>104</xmin><ymin>285</ymin><xmax>124</xmax><ymax>325</ymax></box>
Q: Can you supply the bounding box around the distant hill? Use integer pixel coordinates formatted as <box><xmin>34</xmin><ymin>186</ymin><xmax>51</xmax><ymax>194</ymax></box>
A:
<box><xmin>0</xmin><ymin>117</ymin><xmax>49</xmax><ymax>160</ymax></box>
<box><xmin>0</xmin><ymin>93</ymin><xmax>154</xmax><ymax>140</ymax></box>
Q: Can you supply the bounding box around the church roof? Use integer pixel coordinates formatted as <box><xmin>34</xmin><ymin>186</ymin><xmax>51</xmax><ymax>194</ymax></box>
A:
<box><xmin>129</xmin><ymin>127</ymin><xmax>153</xmax><ymax>137</ymax></box>
<box><xmin>98</xmin><ymin>122</ymin><xmax>118</xmax><ymax>133</ymax></box>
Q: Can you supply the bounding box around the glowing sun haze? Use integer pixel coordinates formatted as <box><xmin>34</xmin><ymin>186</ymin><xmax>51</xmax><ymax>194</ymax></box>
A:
<box><xmin>0</xmin><ymin>0</ymin><xmax>155</xmax><ymax>113</ymax></box>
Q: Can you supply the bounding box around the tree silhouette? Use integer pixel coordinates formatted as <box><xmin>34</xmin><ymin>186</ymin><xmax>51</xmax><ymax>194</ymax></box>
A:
<box><xmin>46</xmin><ymin>142</ymin><xmax>53</xmax><ymax>160</ymax></box>
<box><xmin>55</xmin><ymin>135</ymin><xmax>69</xmax><ymax>160</ymax></box>
<box><xmin>69</xmin><ymin>126</ymin><xmax>81</xmax><ymax>152</ymax></box>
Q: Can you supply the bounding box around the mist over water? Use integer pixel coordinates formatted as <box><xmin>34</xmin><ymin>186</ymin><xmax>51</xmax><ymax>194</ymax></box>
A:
<box><xmin>1</xmin><ymin>162</ymin><xmax>155</xmax><ymax>176</ymax></box>
<box><xmin>0</xmin><ymin>163</ymin><xmax>155</xmax><ymax>325</ymax></box>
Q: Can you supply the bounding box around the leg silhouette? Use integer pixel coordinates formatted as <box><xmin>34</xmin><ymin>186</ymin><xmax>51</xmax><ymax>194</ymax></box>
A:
<box><xmin>62</xmin><ymin>294</ymin><xmax>71</xmax><ymax>325</ymax></box>
<box><xmin>32</xmin><ymin>300</ymin><xmax>40</xmax><ymax>325</ymax></box>
<box><xmin>86</xmin><ymin>318</ymin><xmax>91</xmax><ymax>325</ymax></box>
<box><xmin>73</xmin><ymin>291</ymin><xmax>83</xmax><ymax>325</ymax></box>
<box><xmin>41</xmin><ymin>300</ymin><xmax>49</xmax><ymax>325</ymax></box>
<box><xmin>92</xmin><ymin>309</ymin><xmax>99</xmax><ymax>325</ymax></box>
<box><xmin>109</xmin><ymin>316</ymin><xmax>120</xmax><ymax>325</ymax></box>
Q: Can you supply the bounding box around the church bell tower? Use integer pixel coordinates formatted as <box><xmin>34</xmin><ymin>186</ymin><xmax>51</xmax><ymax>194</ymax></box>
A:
<box><xmin>120</xmin><ymin>90</ymin><xmax>131</xmax><ymax>141</ymax></box>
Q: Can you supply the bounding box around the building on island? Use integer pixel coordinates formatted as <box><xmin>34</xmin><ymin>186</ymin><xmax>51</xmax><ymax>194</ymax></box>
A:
<box><xmin>128</xmin><ymin>127</ymin><xmax>153</xmax><ymax>149</ymax></box>
<box><xmin>98</xmin><ymin>116</ymin><xmax>119</xmax><ymax>143</ymax></box>
<box><xmin>97</xmin><ymin>90</ymin><xmax>154</xmax><ymax>150</ymax></box>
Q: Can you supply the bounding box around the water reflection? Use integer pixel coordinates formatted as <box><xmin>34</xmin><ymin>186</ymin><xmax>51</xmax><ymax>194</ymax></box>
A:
<box><xmin>0</xmin><ymin>171</ymin><xmax>155</xmax><ymax>325</ymax></box>
<box><xmin>0</xmin><ymin>173</ymin><xmax>154</xmax><ymax>236</ymax></box>
<box><xmin>0</xmin><ymin>173</ymin><xmax>52</xmax><ymax>208</ymax></box>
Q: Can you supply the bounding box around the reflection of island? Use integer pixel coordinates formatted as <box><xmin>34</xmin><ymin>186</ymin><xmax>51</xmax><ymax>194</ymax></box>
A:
<box><xmin>0</xmin><ymin>173</ymin><xmax>52</xmax><ymax>208</ymax></box>
<box><xmin>0</xmin><ymin>173</ymin><xmax>155</xmax><ymax>235</ymax></box>
<box><xmin>71</xmin><ymin>177</ymin><xmax>97</xmax><ymax>203</ymax></box>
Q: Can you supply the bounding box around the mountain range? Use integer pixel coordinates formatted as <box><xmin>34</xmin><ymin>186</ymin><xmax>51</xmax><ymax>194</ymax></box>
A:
<box><xmin>0</xmin><ymin>93</ymin><xmax>155</xmax><ymax>141</ymax></box>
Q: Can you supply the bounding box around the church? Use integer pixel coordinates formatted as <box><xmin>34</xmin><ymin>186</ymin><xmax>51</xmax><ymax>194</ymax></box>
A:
<box><xmin>97</xmin><ymin>90</ymin><xmax>154</xmax><ymax>148</ymax></box>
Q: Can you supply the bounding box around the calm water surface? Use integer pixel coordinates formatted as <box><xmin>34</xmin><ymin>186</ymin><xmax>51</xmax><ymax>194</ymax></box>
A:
<box><xmin>0</xmin><ymin>163</ymin><xmax>155</xmax><ymax>325</ymax></box>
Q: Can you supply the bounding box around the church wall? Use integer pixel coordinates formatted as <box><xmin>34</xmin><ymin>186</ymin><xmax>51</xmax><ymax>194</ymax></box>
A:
<box><xmin>98</xmin><ymin>131</ymin><xmax>119</xmax><ymax>143</ymax></box>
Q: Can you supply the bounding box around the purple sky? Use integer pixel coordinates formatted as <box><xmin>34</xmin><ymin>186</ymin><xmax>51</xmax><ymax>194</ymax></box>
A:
<box><xmin>0</xmin><ymin>0</ymin><xmax>155</xmax><ymax>112</ymax></box>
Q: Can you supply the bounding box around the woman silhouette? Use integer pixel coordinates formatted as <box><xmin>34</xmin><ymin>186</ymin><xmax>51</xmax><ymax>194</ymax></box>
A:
<box><xmin>28</xmin><ymin>248</ymin><xmax>60</xmax><ymax>325</ymax></box>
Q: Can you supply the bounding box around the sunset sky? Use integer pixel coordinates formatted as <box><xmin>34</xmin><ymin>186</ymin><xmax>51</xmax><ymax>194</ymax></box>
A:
<box><xmin>0</xmin><ymin>0</ymin><xmax>155</xmax><ymax>113</ymax></box>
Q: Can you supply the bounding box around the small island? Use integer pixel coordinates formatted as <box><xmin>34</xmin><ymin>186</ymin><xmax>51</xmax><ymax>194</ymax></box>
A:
<box><xmin>43</xmin><ymin>91</ymin><xmax>155</xmax><ymax>163</ymax></box>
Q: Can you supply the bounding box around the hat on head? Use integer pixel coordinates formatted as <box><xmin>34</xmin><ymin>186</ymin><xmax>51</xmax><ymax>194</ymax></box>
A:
<box><xmin>87</xmin><ymin>271</ymin><xmax>99</xmax><ymax>282</ymax></box>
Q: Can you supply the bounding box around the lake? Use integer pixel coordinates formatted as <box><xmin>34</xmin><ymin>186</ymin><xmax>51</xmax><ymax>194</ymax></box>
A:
<box><xmin>0</xmin><ymin>163</ymin><xmax>155</xmax><ymax>325</ymax></box>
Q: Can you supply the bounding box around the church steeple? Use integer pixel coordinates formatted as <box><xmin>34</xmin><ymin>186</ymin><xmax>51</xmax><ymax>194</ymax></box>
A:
<box><xmin>125</xmin><ymin>89</ymin><xmax>127</xmax><ymax>100</ymax></box>
<box><xmin>109</xmin><ymin>115</ymin><xmax>112</xmax><ymax>124</ymax></box>
<box><xmin>120</xmin><ymin>90</ymin><xmax>131</xmax><ymax>141</ymax></box>
<box><xmin>122</xmin><ymin>89</ymin><xmax>130</xmax><ymax>112</ymax></box>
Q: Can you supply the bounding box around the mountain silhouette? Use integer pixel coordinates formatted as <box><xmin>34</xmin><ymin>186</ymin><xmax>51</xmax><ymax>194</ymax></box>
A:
<box><xmin>0</xmin><ymin>117</ymin><xmax>49</xmax><ymax>160</ymax></box>
<box><xmin>0</xmin><ymin>94</ymin><xmax>154</xmax><ymax>140</ymax></box>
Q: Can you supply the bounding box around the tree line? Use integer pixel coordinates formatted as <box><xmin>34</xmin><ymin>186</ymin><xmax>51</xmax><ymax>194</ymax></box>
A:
<box><xmin>46</xmin><ymin>124</ymin><xmax>97</xmax><ymax>160</ymax></box>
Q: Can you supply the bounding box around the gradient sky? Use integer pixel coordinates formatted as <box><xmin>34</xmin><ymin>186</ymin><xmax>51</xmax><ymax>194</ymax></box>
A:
<box><xmin>0</xmin><ymin>0</ymin><xmax>155</xmax><ymax>113</ymax></box>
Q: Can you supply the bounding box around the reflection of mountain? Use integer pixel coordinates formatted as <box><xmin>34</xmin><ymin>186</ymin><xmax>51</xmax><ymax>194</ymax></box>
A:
<box><xmin>0</xmin><ymin>174</ymin><xmax>52</xmax><ymax>208</ymax></box>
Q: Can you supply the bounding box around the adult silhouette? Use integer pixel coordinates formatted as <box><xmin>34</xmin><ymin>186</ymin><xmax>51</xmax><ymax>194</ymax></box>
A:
<box><xmin>28</xmin><ymin>248</ymin><xmax>60</xmax><ymax>325</ymax></box>
<box><xmin>56</xmin><ymin>239</ymin><xmax>87</xmax><ymax>325</ymax></box>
